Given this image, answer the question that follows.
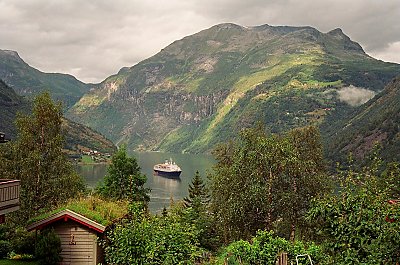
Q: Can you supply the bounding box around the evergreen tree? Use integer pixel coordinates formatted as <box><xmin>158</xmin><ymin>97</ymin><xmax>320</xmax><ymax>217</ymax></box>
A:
<box><xmin>183</xmin><ymin>171</ymin><xmax>209</xmax><ymax>210</ymax></box>
<box><xmin>4</xmin><ymin>92</ymin><xmax>84</xmax><ymax>222</ymax></box>
<box><xmin>183</xmin><ymin>171</ymin><xmax>220</xmax><ymax>250</ymax></box>
<box><xmin>98</xmin><ymin>146</ymin><xmax>150</xmax><ymax>204</ymax></box>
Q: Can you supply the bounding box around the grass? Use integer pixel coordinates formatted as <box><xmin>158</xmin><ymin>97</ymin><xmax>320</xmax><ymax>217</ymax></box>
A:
<box><xmin>28</xmin><ymin>196</ymin><xmax>128</xmax><ymax>227</ymax></box>
<box><xmin>197</xmin><ymin>51</ymin><xmax>324</xmax><ymax>146</ymax></box>
<box><xmin>72</xmin><ymin>93</ymin><xmax>106</xmax><ymax>113</ymax></box>
<box><xmin>0</xmin><ymin>260</ymin><xmax>38</xmax><ymax>265</ymax></box>
<box><xmin>81</xmin><ymin>155</ymin><xmax>94</xmax><ymax>164</ymax></box>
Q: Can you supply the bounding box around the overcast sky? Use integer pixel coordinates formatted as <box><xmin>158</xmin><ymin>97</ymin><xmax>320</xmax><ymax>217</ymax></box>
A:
<box><xmin>0</xmin><ymin>0</ymin><xmax>399</xmax><ymax>83</ymax></box>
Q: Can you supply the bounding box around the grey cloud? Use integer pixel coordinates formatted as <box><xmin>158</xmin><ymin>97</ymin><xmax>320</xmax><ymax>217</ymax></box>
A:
<box><xmin>337</xmin><ymin>86</ymin><xmax>376</xmax><ymax>107</ymax></box>
<box><xmin>0</xmin><ymin>0</ymin><xmax>399</xmax><ymax>83</ymax></box>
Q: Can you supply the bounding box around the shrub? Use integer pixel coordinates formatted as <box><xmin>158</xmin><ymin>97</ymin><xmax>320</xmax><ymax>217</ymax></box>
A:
<box><xmin>217</xmin><ymin>230</ymin><xmax>325</xmax><ymax>265</ymax></box>
<box><xmin>10</xmin><ymin>228</ymin><xmax>36</xmax><ymax>255</ymax></box>
<box><xmin>103</xmin><ymin>202</ymin><xmax>203</xmax><ymax>264</ymax></box>
<box><xmin>0</xmin><ymin>240</ymin><xmax>11</xmax><ymax>258</ymax></box>
<box><xmin>35</xmin><ymin>229</ymin><xmax>62</xmax><ymax>265</ymax></box>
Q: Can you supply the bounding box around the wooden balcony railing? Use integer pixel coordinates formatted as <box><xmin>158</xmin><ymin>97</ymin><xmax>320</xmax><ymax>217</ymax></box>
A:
<box><xmin>0</xmin><ymin>179</ymin><xmax>20</xmax><ymax>216</ymax></box>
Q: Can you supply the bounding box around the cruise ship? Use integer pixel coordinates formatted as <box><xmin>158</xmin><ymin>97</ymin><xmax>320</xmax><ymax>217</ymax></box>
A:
<box><xmin>153</xmin><ymin>159</ymin><xmax>182</xmax><ymax>178</ymax></box>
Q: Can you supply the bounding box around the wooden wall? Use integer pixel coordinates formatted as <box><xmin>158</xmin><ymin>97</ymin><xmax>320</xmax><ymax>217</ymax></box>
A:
<box><xmin>51</xmin><ymin>220</ymin><xmax>101</xmax><ymax>265</ymax></box>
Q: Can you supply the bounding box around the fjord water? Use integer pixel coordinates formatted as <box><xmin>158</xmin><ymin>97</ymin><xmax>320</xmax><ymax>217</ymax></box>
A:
<box><xmin>76</xmin><ymin>151</ymin><xmax>215</xmax><ymax>213</ymax></box>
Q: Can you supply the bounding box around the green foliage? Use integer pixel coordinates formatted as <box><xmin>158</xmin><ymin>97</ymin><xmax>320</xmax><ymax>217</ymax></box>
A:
<box><xmin>103</xmin><ymin>202</ymin><xmax>203</xmax><ymax>265</ymax></box>
<box><xmin>308</xmin><ymin>158</ymin><xmax>400</xmax><ymax>264</ymax></box>
<box><xmin>181</xmin><ymin>173</ymin><xmax>219</xmax><ymax>251</ymax></box>
<box><xmin>0</xmin><ymin>260</ymin><xmax>38</xmax><ymax>265</ymax></box>
<box><xmin>0</xmin><ymin>241</ymin><xmax>10</xmax><ymax>259</ymax></box>
<box><xmin>0</xmin><ymin>79</ymin><xmax>115</xmax><ymax>157</ymax></box>
<box><xmin>8</xmin><ymin>229</ymin><xmax>35</xmax><ymax>256</ymax></box>
<box><xmin>216</xmin><ymin>230</ymin><xmax>325</xmax><ymax>265</ymax></box>
<box><xmin>2</xmin><ymin>92</ymin><xmax>85</xmax><ymax>223</ymax></box>
<box><xmin>184</xmin><ymin>171</ymin><xmax>210</xmax><ymax>210</ymax></box>
<box><xmin>34</xmin><ymin>229</ymin><xmax>62</xmax><ymax>265</ymax></box>
<box><xmin>210</xmin><ymin>125</ymin><xmax>328</xmax><ymax>242</ymax></box>
<box><xmin>383</xmin><ymin>162</ymin><xmax>400</xmax><ymax>198</ymax></box>
<box><xmin>97</xmin><ymin>146</ymin><xmax>150</xmax><ymax>203</ymax></box>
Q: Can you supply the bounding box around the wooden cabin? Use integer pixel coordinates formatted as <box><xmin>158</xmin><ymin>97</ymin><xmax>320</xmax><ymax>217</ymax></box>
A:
<box><xmin>27</xmin><ymin>209</ymin><xmax>106</xmax><ymax>265</ymax></box>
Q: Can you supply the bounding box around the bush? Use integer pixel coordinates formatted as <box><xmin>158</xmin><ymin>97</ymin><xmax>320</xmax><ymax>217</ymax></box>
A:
<box><xmin>217</xmin><ymin>230</ymin><xmax>325</xmax><ymax>265</ymax></box>
<box><xmin>35</xmin><ymin>229</ymin><xmax>62</xmax><ymax>265</ymax></box>
<box><xmin>10</xmin><ymin>228</ymin><xmax>36</xmax><ymax>255</ymax></box>
<box><xmin>0</xmin><ymin>240</ymin><xmax>11</xmax><ymax>258</ymax></box>
<box><xmin>103</xmin><ymin>202</ymin><xmax>203</xmax><ymax>264</ymax></box>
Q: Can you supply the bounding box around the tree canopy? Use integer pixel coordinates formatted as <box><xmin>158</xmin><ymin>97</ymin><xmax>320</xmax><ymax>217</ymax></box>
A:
<box><xmin>209</xmin><ymin>125</ymin><xmax>328</xmax><ymax>242</ymax></box>
<box><xmin>308</xmin><ymin>158</ymin><xmax>400</xmax><ymax>264</ymax></box>
<box><xmin>0</xmin><ymin>92</ymin><xmax>84</xmax><ymax>222</ymax></box>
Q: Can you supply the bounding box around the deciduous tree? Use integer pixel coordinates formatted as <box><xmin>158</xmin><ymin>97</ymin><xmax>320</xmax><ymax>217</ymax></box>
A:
<box><xmin>97</xmin><ymin>146</ymin><xmax>150</xmax><ymax>204</ymax></box>
<box><xmin>5</xmin><ymin>92</ymin><xmax>84</xmax><ymax>222</ymax></box>
<box><xmin>308</xmin><ymin>159</ymin><xmax>400</xmax><ymax>264</ymax></box>
<box><xmin>210</xmin><ymin>124</ymin><xmax>327</xmax><ymax>242</ymax></box>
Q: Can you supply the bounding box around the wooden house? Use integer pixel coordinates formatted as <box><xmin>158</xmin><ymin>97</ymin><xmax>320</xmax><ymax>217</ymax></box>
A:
<box><xmin>27</xmin><ymin>209</ymin><xmax>106</xmax><ymax>265</ymax></box>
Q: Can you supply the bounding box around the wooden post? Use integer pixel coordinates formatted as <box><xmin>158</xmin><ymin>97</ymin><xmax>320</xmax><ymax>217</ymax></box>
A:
<box><xmin>276</xmin><ymin>252</ymin><xmax>288</xmax><ymax>265</ymax></box>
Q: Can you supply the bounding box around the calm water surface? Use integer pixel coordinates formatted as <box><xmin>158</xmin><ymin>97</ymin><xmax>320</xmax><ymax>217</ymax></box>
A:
<box><xmin>75</xmin><ymin>151</ymin><xmax>215</xmax><ymax>213</ymax></box>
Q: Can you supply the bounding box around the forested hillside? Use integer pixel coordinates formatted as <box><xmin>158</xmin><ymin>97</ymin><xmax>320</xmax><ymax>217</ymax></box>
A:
<box><xmin>322</xmin><ymin>76</ymin><xmax>400</xmax><ymax>163</ymax></box>
<box><xmin>67</xmin><ymin>23</ymin><xmax>400</xmax><ymax>153</ymax></box>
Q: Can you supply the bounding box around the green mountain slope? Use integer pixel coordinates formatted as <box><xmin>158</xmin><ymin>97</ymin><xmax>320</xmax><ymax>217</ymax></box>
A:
<box><xmin>322</xmin><ymin>76</ymin><xmax>400</xmax><ymax>163</ymax></box>
<box><xmin>0</xmin><ymin>80</ymin><xmax>115</xmax><ymax>154</ymax></box>
<box><xmin>67</xmin><ymin>23</ymin><xmax>400</xmax><ymax>153</ymax></box>
<box><xmin>0</xmin><ymin>49</ymin><xmax>89</xmax><ymax>108</ymax></box>
<box><xmin>0</xmin><ymin>79</ymin><xmax>30</xmax><ymax>137</ymax></box>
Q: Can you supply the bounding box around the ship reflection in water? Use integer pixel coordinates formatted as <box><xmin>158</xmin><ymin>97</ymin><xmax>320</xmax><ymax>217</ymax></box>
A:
<box><xmin>151</xmin><ymin>173</ymin><xmax>181</xmax><ymax>189</ymax></box>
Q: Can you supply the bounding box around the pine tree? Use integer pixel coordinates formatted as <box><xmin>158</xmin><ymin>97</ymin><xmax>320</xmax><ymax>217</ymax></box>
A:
<box><xmin>183</xmin><ymin>171</ymin><xmax>209</xmax><ymax>210</ymax></box>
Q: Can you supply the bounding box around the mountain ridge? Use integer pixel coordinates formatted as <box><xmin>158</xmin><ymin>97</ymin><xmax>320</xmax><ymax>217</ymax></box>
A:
<box><xmin>0</xmin><ymin>49</ymin><xmax>90</xmax><ymax>108</ymax></box>
<box><xmin>59</xmin><ymin>23</ymin><xmax>398</xmax><ymax>154</ymax></box>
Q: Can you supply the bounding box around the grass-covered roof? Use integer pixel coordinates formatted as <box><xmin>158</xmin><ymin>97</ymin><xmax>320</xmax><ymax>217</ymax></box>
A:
<box><xmin>28</xmin><ymin>196</ymin><xmax>128</xmax><ymax>227</ymax></box>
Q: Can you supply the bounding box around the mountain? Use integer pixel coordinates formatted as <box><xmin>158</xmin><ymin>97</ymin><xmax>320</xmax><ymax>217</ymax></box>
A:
<box><xmin>322</xmin><ymin>76</ymin><xmax>400</xmax><ymax>163</ymax></box>
<box><xmin>62</xmin><ymin>118</ymin><xmax>116</xmax><ymax>154</ymax></box>
<box><xmin>0</xmin><ymin>49</ymin><xmax>89</xmax><ymax>108</ymax></box>
<box><xmin>0</xmin><ymin>80</ymin><xmax>116</xmax><ymax>154</ymax></box>
<box><xmin>0</xmin><ymin>79</ymin><xmax>30</xmax><ymax>137</ymax></box>
<box><xmin>67</xmin><ymin>23</ymin><xmax>400</xmax><ymax>153</ymax></box>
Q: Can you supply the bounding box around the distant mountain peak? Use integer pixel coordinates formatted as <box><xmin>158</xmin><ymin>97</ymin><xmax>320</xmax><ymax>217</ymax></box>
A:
<box><xmin>327</xmin><ymin>27</ymin><xmax>345</xmax><ymax>35</ymax></box>
<box><xmin>0</xmin><ymin>49</ymin><xmax>23</xmax><ymax>62</ymax></box>
<box><xmin>0</xmin><ymin>49</ymin><xmax>20</xmax><ymax>57</ymax></box>
<box><xmin>326</xmin><ymin>27</ymin><xmax>365</xmax><ymax>53</ymax></box>
<box><xmin>215</xmin><ymin>22</ymin><xmax>243</xmax><ymax>29</ymax></box>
